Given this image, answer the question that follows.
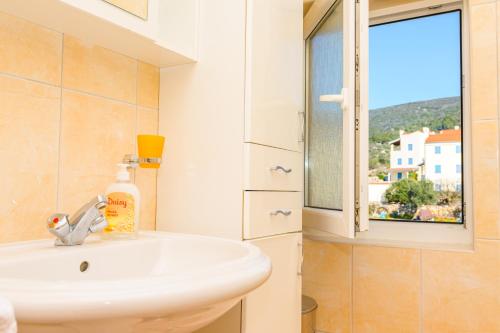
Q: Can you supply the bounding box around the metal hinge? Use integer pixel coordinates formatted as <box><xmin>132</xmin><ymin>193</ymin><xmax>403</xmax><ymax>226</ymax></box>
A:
<box><xmin>355</xmin><ymin>201</ymin><xmax>360</xmax><ymax>229</ymax></box>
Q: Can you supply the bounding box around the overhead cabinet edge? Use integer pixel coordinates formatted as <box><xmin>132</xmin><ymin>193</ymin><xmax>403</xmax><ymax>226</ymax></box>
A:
<box><xmin>0</xmin><ymin>0</ymin><xmax>199</xmax><ymax>68</ymax></box>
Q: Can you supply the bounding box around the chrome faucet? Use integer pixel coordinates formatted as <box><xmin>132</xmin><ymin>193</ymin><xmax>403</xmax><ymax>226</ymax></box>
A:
<box><xmin>47</xmin><ymin>195</ymin><xmax>108</xmax><ymax>246</ymax></box>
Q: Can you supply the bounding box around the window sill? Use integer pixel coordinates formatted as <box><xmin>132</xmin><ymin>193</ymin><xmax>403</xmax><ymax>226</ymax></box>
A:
<box><xmin>303</xmin><ymin>225</ymin><xmax>474</xmax><ymax>253</ymax></box>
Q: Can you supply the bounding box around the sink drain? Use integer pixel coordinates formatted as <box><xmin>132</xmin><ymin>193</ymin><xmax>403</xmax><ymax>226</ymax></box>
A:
<box><xmin>80</xmin><ymin>261</ymin><xmax>89</xmax><ymax>272</ymax></box>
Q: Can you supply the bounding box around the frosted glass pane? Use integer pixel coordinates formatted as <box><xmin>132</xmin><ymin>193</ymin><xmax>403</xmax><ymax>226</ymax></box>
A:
<box><xmin>306</xmin><ymin>1</ymin><xmax>343</xmax><ymax>210</ymax></box>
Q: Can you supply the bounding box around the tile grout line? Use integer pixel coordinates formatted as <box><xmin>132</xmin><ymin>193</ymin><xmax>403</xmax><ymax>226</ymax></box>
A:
<box><xmin>0</xmin><ymin>70</ymin><xmax>142</xmax><ymax>109</ymax></box>
<box><xmin>496</xmin><ymin>0</ymin><xmax>500</xmax><ymax>237</ymax></box>
<box><xmin>55</xmin><ymin>34</ymin><xmax>65</xmax><ymax>211</ymax></box>
<box><xmin>133</xmin><ymin>60</ymin><xmax>139</xmax><ymax>185</ymax></box>
<box><xmin>154</xmin><ymin>71</ymin><xmax>159</xmax><ymax>230</ymax></box>
<box><xmin>419</xmin><ymin>248</ymin><xmax>423</xmax><ymax>333</ymax></box>
<box><xmin>476</xmin><ymin>237</ymin><xmax>500</xmax><ymax>241</ymax></box>
<box><xmin>351</xmin><ymin>244</ymin><xmax>354</xmax><ymax>333</ymax></box>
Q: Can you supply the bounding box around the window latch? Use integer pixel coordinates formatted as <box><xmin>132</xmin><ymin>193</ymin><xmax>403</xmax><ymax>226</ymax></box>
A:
<box><xmin>320</xmin><ymin>88</ymin><xmax>348</xmax><ymax>110</ymax></box>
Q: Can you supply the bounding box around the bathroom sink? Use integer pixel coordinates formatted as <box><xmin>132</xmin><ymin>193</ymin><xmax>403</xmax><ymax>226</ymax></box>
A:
<box><xmin>0</xmin><ymin>231</ymin><xmax>271</xmax><ymax>333</ymax></box>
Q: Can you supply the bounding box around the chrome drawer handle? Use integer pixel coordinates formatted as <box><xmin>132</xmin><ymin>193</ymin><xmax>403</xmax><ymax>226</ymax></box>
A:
<box><xmin>270</xmin><ymin>166</ymin><xmax>292</xmax><ymax>173</ymax></box>
<box><xmin>270</xmin><ymin>210</ymin><xmax>292</xmax><ymax>217</ymax></box>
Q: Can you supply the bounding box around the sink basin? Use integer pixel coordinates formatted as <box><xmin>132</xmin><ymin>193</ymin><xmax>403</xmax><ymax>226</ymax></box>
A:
<box><xmin>0</xmin><ymin>231</ymin><xmax>271</xmax><ymax>333</ymax></box>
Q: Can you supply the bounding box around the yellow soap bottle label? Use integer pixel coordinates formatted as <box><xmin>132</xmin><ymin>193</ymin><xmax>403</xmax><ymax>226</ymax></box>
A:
<box><xmin>105</xmin><ymin>192</ymin><xmax>135</xmax><ymax>233</ymax></box>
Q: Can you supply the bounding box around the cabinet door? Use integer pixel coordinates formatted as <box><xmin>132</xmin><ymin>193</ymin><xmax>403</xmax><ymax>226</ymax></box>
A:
<box><xmin>245</xmin><ymin>0</ymin><xmax>304</xmax><ymax>152</ymax></box>
<box><xmin>242</xmin><ymin>233</ymin><xmax>302</xmax><ymax>333</ymax></box>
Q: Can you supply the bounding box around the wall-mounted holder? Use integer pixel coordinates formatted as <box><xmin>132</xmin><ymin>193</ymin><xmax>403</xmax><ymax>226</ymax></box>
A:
<box><xmin>123</xmin><ymin>135</ymin><xmax>165</xmax><ymax>169</ymax></box>
<box><xmin>122</xmin><ymin>154</ymin><xmax>162</xmax><ymax>168</ymax></box>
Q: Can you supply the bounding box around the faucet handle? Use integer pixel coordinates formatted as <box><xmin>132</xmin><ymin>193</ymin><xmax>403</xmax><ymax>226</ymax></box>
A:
<box><xmin>47</xmin><ymin>214</ymin><xmax>70</xmax><ymax>239</ymax></box>
<box><xmin>90</xmin><ymin>215</ymin><xmax>108</xmax><ymax>233</ymax></box>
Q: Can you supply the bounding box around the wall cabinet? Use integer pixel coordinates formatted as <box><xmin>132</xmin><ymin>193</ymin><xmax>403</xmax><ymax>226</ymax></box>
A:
<box><xmin>158</xmin><ymin>0</ymin><xmax>303</xmax><ymax>332</ymax></box>
<box><xmin>245</xmin><ymin>0</ymin><xmax>304</xmax><ymax>152</ymax></box>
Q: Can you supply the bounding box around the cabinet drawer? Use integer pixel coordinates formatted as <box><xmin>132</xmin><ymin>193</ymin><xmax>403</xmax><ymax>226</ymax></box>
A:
<box><xmin>244</xmin><ymin>144</ymin><xmax>303</xmax><ymax>191</ymax></box>
<box><xmin>244</xmin><ymin>191</ymin><xmax>302</xmax><ymax>239</ymax></box>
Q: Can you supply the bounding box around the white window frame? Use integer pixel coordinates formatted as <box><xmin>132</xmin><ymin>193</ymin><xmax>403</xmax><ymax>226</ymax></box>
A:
<box><xmin>303</xmin><ymin>0</ymin><xmax>473</xmax><ymax>248</ymax></box>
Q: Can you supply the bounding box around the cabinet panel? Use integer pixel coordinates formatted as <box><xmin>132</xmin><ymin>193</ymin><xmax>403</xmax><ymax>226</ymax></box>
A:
<box><xmin>242</xmin><ymin>233</ymin><xmax>302</xmax><ymax>333</ymax></box>
<box><xmin>244</xmin><ymin>0</ymin><xmax>303</xmax><ymax>152</ymax></box>
<box><xmin>244</xmin><ymin>191</ymin><xmax>302</xmax><ymax>239</ymax></box>
<box><xmin>244</xmin><ymin>143</ymin><xmax>303</xmax><ymax>191</ymax></box>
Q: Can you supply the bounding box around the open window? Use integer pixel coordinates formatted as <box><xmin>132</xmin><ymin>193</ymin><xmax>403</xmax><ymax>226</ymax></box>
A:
<box><xmin>303</xmin><ymin>0</ymin><xmax>368</xmax><ymax>238</ymax></box>
<box><xmin>303</xmin><ymin>0</ymin><xmax>471</xmax><ymax>245</ymax></box>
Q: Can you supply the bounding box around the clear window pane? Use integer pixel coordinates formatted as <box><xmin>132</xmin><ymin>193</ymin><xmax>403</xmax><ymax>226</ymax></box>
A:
<box><xmin>306</xmin><ymin>1</ymin><xmax>344</xmax><ymax>210</ymax></box>
<box><xmin>368</xmin><ymin>11</ymin><xmax>463</xmax><ymax>223</ymax></box>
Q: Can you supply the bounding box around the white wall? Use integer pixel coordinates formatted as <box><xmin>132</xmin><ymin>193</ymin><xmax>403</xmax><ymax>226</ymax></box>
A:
<box><xmin>156</xmin><ymin>0</ymin><xmax>246</xmax><ymax>240</ymax></box>
<box><xmin>369</xmin><ymin>183</ymin><xmax>390</xmax><ymax>203</ymax></box>
<box><xmin>424</xmin><ymin>142</ymin><xmax>462</xmax><ymax>189</ymax></box>
<box><xmin>390</xmin><ymin>130</ymin><xmax>427</xmax><ymax>169</ymax></box>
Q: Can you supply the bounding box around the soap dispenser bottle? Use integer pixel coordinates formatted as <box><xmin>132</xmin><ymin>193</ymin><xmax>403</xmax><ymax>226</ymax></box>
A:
<box><xmin>104</xmin><ymin>163</ymin><xmax>141</xmax><ymax>239</ymax></box>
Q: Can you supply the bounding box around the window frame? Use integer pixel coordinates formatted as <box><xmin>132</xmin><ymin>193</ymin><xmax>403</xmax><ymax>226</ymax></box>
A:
<box><xmin>303</xmin><ymin>0</ymin><xmax>359</xmax><ymax>238</ymax></box>
<box><xmin>303</xmin><ymin>0</ymin><xmax>473</xmax><ymax>247</ymax></box>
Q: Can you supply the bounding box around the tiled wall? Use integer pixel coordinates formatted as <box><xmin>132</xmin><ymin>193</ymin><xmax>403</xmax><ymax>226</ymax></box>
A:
<box><xmin>303</xmin><ymin>1</ymin><xmax>500</xmax><ymax>332</ymax></box>
<box><xmin>0</xmin><ymin>12</ymin><xmax>159</xmax><ymax>243</ymax></box>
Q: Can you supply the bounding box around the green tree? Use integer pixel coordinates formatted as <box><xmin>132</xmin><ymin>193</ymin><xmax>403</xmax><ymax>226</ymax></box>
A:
<box><xmin>384</xmin><ymin>179</ymin><xmax>437</xmax><ymax>215</ymax></box>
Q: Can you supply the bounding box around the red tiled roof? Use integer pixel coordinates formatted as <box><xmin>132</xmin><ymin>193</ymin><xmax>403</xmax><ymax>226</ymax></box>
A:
<box><xmin>425</xmin><ymin>129</ymin><xmax>461</xmax><ymax>143</ymax></box>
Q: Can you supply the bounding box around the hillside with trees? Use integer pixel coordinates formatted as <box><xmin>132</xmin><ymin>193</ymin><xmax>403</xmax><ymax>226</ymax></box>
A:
<box><xmin>369</xmin><ymin>96</ymin><xmax>461</xmax><ymax>174</ymax></box>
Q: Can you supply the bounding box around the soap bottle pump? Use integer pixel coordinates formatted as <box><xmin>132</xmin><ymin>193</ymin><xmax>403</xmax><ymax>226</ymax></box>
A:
<box><xmin>104</xmin><ymin>163</ymin><xmax>141</xmax><ymax>239</ymax></box>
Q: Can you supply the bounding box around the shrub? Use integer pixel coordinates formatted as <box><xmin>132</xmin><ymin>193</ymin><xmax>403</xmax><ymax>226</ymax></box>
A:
<box><xmin>384</xmin><ymin>179</ymin><xmax>437</xmax><ymax>215</ymax></box>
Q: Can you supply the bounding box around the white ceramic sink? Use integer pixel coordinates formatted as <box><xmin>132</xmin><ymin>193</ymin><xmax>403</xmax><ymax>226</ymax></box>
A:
<box><xmin>0</xmin><ymin>231</ymin><xmax>271</xmax><ymax>333</ymax></box>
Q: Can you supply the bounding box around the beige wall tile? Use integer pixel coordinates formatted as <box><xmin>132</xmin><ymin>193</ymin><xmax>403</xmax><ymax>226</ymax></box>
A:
<box><xmin>62</xmin><ymin>35</ymin><xmax>137</xmax><ymax>104</ymax></box>
<box><xmin>303</xmin><ymin>239</ymin><xmax>352</xmax><ymax>333</ymax></box>
<box><xmin>470</xmin><ymin>2</ymin><xmax>498</xmax><ymax>121</ymax></box>
<box><xmin>0</xmin><ymin>75</ymin><xmax>60</xmax><ymax>242</ymax></box>
<box><xmin>470</xmin><ymin>0</ymin><xmax>497</xmax><ymax>6</ymax></box>
<box><xmin>472</xmin><ymin>121</ymin><xmax>500</xmax><ymax>239</ymax></box>
<box><xmin>0</xmin><ymin>12</ymin><xmax>62</xmax><ymax>85</ymax></box>
<box><xmin>137</xmin><ymin>106</ymin><xmax>159</xmax><ymax>135</ymax></box>
<box><xmin>422</xmin><ymin>240</ymin><xmax>500</xmax><ymax>333</ymax></box>
<box><xmin>353</xmin><ymin>245</ymin><xmax>420</xmax><ymax>333</ymax></box>
<box><xmin>137</xmin><ymin>61</ymin><xmax>160</xmax><ymax>109</ymax></box>
<box><xmin>59</xmin><ymin>90</ymin><xmax>136</xmax><ymax>214</ymax></box>
<box><xmin>135</xmin><ymin>107</ymin><xmax>158</xmax><ymax>231</ymax></box>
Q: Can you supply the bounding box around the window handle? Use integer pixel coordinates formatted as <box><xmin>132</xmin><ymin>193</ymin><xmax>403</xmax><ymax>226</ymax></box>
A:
<box><xmin>320</xmin><ymin>87</ymin><xmax>348</xmax><ymax>110</ymax></box>
<box><xmin>270</xmin><ymin>210</ymin><xmax>292</xmax><ymax>217</ymax></box>
<box><xmin>270</xmin><ymin>165</ymin><xmax>292</xmax><ymax>173</ymax></box>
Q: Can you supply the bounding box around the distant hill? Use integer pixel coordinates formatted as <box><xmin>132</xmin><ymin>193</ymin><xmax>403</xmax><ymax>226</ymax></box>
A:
<box><xmin>369</xmin><ymin>96</ymin><xmax>461</xmax><ymax>143</ymax></box>
<box><xmin>369</xmin><ymin>96</ymin><xmax>461</xmax><ymax>173</ymax></box>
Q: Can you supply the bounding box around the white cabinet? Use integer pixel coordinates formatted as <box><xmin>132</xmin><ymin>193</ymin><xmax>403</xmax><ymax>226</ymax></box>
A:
<box><xmin>244</xmin><ymin>0</ymin><xmax>304</xmax><ymax>152</ymax></box>
<box><xmin>242</xmin><ymin>233</ymin><xmax>302</xmax><ymax>333</ymax></box>
<box><xmin>158</xmin><ymin>0</ymin><xmax>303</xmax><ymax>332</ymax></box>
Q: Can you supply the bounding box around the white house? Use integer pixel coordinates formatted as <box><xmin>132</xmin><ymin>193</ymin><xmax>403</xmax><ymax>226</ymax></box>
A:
<box><xmin>423</xmin><ymin>129</ymin><xmax>462</xmax><ymax>191</ymax></box>
<box><xmin>387</xmin><ymin>127</ymin><xmax>429</xmax><ymax>181</ymax></box>
<box><xmin>387</xmin><ymin>126</ymin><xmax>461</xmax><ymax>191</ymax></box>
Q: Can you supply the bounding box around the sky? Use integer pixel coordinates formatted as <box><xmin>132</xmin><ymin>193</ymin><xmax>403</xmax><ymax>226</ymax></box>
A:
<box><xmin>369</xmin><ymin>11</ymin><xmax>461</xmax><ymax>110</ymax></box>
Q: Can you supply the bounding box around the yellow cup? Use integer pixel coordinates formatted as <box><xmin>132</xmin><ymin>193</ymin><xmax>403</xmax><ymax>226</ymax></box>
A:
<box><xmin>137</xmin><ymin>135</ymin><xmax>165</xmax><ymax>169</ymax></box>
